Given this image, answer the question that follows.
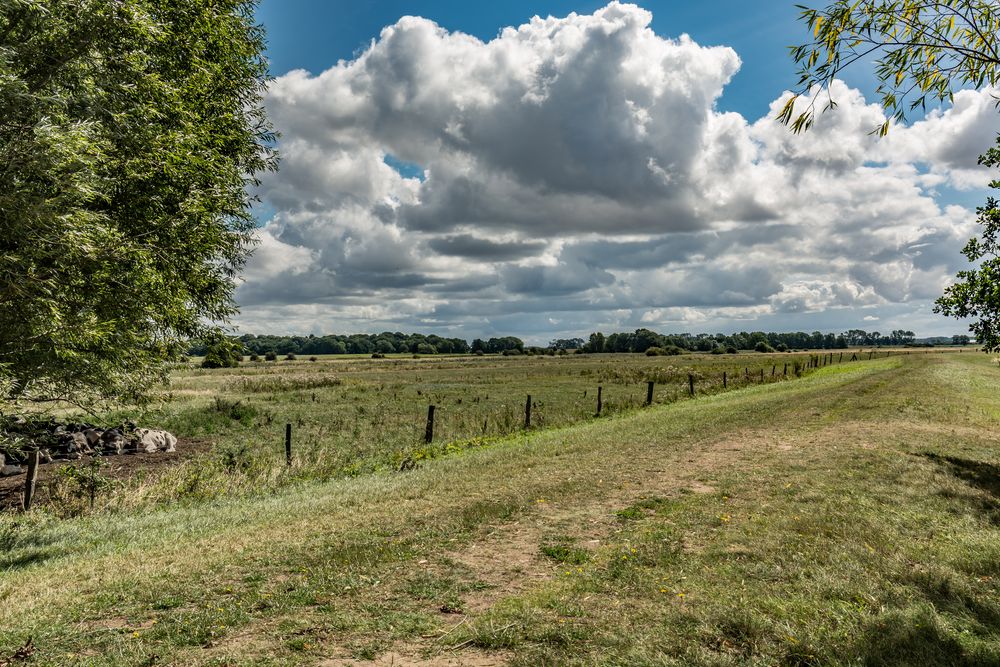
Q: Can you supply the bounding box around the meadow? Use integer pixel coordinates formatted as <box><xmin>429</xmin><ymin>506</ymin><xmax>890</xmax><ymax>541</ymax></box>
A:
<box><xmin>69</xmin><ymin>349</ymin><xmax>856</xmax><ymax>512</ymax></box>
<box><xmin>1</xmin><ymin>348</ymin><xmax>996</xmax><ymax>666</ymax></box>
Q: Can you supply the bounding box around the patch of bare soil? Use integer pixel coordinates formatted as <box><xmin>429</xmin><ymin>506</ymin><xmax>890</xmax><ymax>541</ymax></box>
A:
<box><xmin>0</xmin><ymin>437</ymin><xmax>214</xmax><ymax>510</ymax></box>
<box><xmin>318</xmin><ymin>646</ymin><xmax>509</xmax><ymax>666</ymax></box>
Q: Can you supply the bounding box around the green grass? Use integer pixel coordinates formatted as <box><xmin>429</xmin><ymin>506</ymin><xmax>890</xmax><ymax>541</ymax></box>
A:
<box><xmin>30</xmin><ymin>349</ymin><xmax>886</xmax><ymax>514</ymax></box>
<box><xmin>0</xmin><ymin>350</ymin><xmax>996</xmax><ymax>665</ymax></box>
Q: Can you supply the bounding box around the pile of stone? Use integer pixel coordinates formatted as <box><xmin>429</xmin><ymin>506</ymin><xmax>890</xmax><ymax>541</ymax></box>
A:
<box><xmin>0</xmin><ymin>416</ymin><xmax>177</xmax><ymax>477</ymax></box>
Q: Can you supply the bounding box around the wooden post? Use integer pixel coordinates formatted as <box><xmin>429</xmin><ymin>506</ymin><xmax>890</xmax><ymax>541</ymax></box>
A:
<box><xmin>285</xmin><ymin>423</ymin><xmax>292</xmax><ymax>466</ymax></box>
<box><xmin>524</xmin><ymin>395</ymin><xmax>532</xmax><ymax>429</ymax></box>
<box><xmin>723</xmin><ymin>371</ymin><xmax>727</xmax><ymax>388</ymax></box>
<box><xmin>425</xmin><ymin>405</ymin><xmax>435</xmax><ymax>443</ymax></box>
<box><xmin>783</xmin><ymin>363</ymin><xmax>788</xmax><ymax>376</ymax></box>
<box><xmin>744</xmin><ymin>367</ymin><xmax>749</xmax><ymax>379</ymax></box>
<box><xmin>760</xmin><ymin>368</ymin><xmax>764</xmax><ymax>382</ymax></box>
<box><xmin>688</xmin><ymin>374</ymin><xmax>695</xmax><ymax>396</ymax></box>
<box><xmin>839</xmin><ymin>352</ymin><xmax>843</xmax><ymax>363</ymax></box>
<box><xmin>22</xmin><ymin>449</ymin><xmax>39</xmax><ymax>512</ymax></box>
<box><xmin>771</xmin><ymin>364</ymin><xmax>776</xmax><ymax>377</ymax></box>
<box><xmin>646</xmin><ymin>381</ymin><xmax>654</xmax><ymax>406</ymax></box>
<box><xmin>596</xmin><ymin>386</ymin><xmax>603</xmax><ymax>416</ymax></box>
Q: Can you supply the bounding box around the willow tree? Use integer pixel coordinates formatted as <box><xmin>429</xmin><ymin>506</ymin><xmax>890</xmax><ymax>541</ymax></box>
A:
<box><xmin>0</xmin><ymin>0</ymin><xmax>276</xmax><ymax>405</ymax></box>
<box><xmin>784</xmin><ymin>0</ymin><xmax>1000</xmax><ymax>350</ymax></box>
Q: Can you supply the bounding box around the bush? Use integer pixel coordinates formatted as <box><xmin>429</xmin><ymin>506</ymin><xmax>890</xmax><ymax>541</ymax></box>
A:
<box><xmin>249</xmin><ymin>353</ymin><xmax>260</xmax><ymax>362</ymax></box>
<box><xmin>645</xmin><ymin>346</ymin><xmax>664</xmax><ymax>356</ymax></box>
<box><xmin>264</xmin><ymin>351</ymin><xmax>278</xmax><ymax>361</ymax></box>
<box><xmin>473</xmin><ymin>350</ymin><xmax>484</xmax><ymax>356</ymax></box>
<box><xmin>371</xmin><ymin>352</ymin><xmax>386</xmax><ymax>359</ymax></box>
<box><xmin>285</xmin><ymin>353</ymin><xmax>296</xmax><ymax>361</ymax></box>
<box><xmin>710</xmin><ymin>346</ymin><xmax>725</xmax><ymax>355</ymax></box>
<box><xmin>502</xmin><ymin>348</ymin><xmax>523</xmax><ymax>356</ymax></box>
<box><xmin>309</xmin><ymin>356</ymin><xmax>318</xmax><ymax>362</ymax></box>
<box><xmin>754</xmin><ymin>341</ymin><xmax>776</xmax><ymax>353</ymax></box>
<box><xmin>726</xmin><ymin>346</ymin><xmax>738</xmax><ymax>354</ymax></box>
<box><xmin>776</xmin><ymin>343</ymin><xmax>788</xmax><ymax>352</ymax></box>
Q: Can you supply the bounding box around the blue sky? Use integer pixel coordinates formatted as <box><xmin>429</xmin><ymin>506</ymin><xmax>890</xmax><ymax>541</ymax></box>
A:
<box><xmin>240</xmin><ymin>2</ymin><xmax>995</xmax><ymax>341</ymax></box>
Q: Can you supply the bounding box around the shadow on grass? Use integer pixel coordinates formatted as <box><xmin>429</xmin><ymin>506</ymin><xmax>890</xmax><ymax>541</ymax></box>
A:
<box><xmin>920</xmin><ymin>452</ymin><xmax>1000</xmax><ymax>527</ymax></box>
<box><xmin>0</xmin><ymin>523</ymin><xmax>65</xmax><ymax>572</ymax></box>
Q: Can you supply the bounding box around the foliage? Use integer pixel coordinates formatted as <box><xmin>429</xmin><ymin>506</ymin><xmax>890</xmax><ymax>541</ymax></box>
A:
<box><xmin>935</xmin><ymin>138</ymin><xmax>1000</xmax><ymax>351</ymax></box>
<box><xmin>782</xmin><ymin>0</ymin><xmax>1000</xmax><ymax>134</ymax></box>
<box><xmin>0</xmin><ymin>0</ymin><xmax>276</xmax><ymax>406</ymax></box>
<box><xmin>200</xmin><ymin>330</ymin><xmax>243</xmax><ymax>369</ymax></box>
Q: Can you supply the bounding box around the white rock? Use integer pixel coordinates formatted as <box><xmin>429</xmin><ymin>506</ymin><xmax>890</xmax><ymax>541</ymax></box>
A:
<box><xmin>134</xmin><ymin>428</ymin><xmax>177</xmax><ymax>453</ymax></box>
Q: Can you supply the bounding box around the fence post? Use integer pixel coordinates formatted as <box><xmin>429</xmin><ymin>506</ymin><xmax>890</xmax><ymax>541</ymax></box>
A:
<box><xmin>424</xmin><ymin>405</ymin><xmax>435</xmax><ymax>443</ymax></box>
<box><xmin>524</xmin><ymin>394</ymin><xmax>532</xmax><ymax>429</ymax></box>
<box><xmin>839</xmin><ymin>352</ymin><xmax>843</xmax><ymax>363</ymax></box>
<box><xmin>646</xmin><ymin>381</ymin><xmax>654</xmax><ymax>406</ymax></box>
<box><xmin>596</xmin><ymin>386</ymin><xmax>603</xmax><ymax>416</ymax></box>
<box><xmin>771</xmin><ymin>364</ymin><xmax>776</xmax><ymax>377</ymax></box>
<box><xmin>285</xmin><ymin>423</ymin><xmax>292</xmax><ymax>466</ymax></box>
<box><xmin>688</xmin><ymin>374</ymin><xmax>695</xmax><ymax>396</ymax></box>
<box><xmin>783</xmin><ymin>363</ymin><xmax>788</xmax><ymax>376</ymax></box>
<box><xmin>22</xmin><ymin>449</ymin><xmax>39</xmax><ymax>512</ymax></box>
<box><xmin>723</xmin><ymin>371</ymin><xmax>727</xmax><ymax>388</ymax></box>
<box><xmin>760</xmin><ymin>368</ymin><xmax>764</xmax><ymax>382</ymax></box>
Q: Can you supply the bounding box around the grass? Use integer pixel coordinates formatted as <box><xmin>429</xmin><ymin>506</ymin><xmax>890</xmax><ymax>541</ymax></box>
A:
<box><xmin>0</xmin><ymin>350</ymin><xmax>996</xmax><ymax>665</ymax></box>
<box><xmin>24</xmin><ymin>349</ymin><xmax>886</xmax><ymax>514</ymax></box>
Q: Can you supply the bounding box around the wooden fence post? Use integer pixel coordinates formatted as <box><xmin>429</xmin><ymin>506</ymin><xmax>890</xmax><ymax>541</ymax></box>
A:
<box><xmin>22</xmin><ymin>450</ymin><xmax>39</xmax><ymax>512</ymax></box>
<box><xmin>596</xmin><ymin>386</ymin><xmax>603</xmax><ymax>416</ymax></box>
<box><xmin>285</xmin><ymin>423</ymin><xmax>292</xmax><ymax>466</ymax></box>
<box><xmin>783</xmin><ymin>363</ymin><xmax>788</xmax><ymax>376</ymax></box>
<box><xmin>760</xmin><ymin>368</ymin><xmax>764</xmax><ymax>382</ymax></box>
<box><xmin>646</xmin><ymin>381</ymin><xmax>654</xmax><ymax>406</ymax></box>
<box><xmin>723</xmin><ymin>371</ymin><xmax>727</xmax><ymax>388</ymax></box>
<box><xmin>424</xmin><ymin>406</ymin><xmax>435</xmax><ymax>443</ymax></box>
<box><xmin>771</xmin><ymin>364</ymin><xmax>776</xmax><ymax>377</ymax></box>
<box><xmin>688</xmin><ymin>374</ymin><xmax>695</xmax><ymax>396</ymax></box>
<box><xmin>524</xmin><ymin>395</ymin><xmax>532</xmax><ymax>429</ymax></box>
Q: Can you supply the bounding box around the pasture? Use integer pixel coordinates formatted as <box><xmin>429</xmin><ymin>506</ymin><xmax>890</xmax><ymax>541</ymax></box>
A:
<box><xmin>1</xmin><ymin>349</ymin><xmax>997</xmax><ymax>666</ymax></box>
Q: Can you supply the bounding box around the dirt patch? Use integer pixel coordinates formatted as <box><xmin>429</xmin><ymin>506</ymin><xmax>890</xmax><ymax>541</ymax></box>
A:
<box><xmin>319</xmin><ymin>645</ymin><xmax>508</xmax><ymax>666</ymax></box>
<box><xmin>0</xmin><ymin>437</ymin><xmax>214</xmax><ymax>511</ymax></box>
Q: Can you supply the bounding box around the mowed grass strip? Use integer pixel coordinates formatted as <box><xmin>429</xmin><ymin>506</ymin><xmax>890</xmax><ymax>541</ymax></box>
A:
<box><xmin>0</xmin><ymin>354</ymin><xmax>997</xmax><ymax>665</ymax></box>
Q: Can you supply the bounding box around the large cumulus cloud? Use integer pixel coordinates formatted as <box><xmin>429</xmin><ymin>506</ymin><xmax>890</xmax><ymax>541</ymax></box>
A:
<box><xmin>236</xmin><ymin>2</ymin><xmax>998</xmax><ymax>340</ymax></box>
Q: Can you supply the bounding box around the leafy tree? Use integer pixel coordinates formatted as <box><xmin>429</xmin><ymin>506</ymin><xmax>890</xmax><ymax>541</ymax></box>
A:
<box><xmin>782</xmin><ymin>0</ymin><xmax>1000</xmax><ymax>135</ymax></box>
<box><xmin>200</xmin><ymin>332</ymin><xmax>243</xmax><ymax>369</ymax></box>
<box><xmin>0</xmin><ymin>0</ymin><xmax>276</xmax><ymax>405</ymax></box>
<box><xmin>935</xmin><ymin>139</ymin><xmax>1000</xmax><ymax>350</ymax></box>
<box><xmin>786</xmin><ymin>1</ymin><xmax>1000</xmax><ymax>350</ymax></box>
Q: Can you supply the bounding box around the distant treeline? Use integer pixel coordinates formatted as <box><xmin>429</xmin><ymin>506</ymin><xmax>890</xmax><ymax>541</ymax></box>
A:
<box><xmin>186</xmin><ymin>328</ymin><xmax>956</xmax><ymax>358</ymax></box>
<box><xmin>569</xmin><ymin>328</ymin><xmax>921</xmax><ymax>354</ymax></box>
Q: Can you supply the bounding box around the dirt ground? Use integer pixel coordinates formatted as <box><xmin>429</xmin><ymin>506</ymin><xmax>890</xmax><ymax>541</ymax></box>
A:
<box><xmin>0</xmin><ymin>437</ymin><xmax>214</xmax><ymax>511</ymax></box>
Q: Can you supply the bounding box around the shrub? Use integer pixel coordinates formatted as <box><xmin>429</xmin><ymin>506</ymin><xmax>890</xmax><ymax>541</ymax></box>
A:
<box><xmin>754</xmin><ymin>341</ymin><xmax>776</xmax><ymax>353</ymax></box>
<box><xmin>726</xmin><ymin>346</ymin><xmax>738</xmax><ymax>354</ymax></box>
<box><xmin>371</xmin><ymin>352</ymin><xmax>386</xmax><ymax>359</ymax></box>
<box><xmin>645</xmin><ymin>347</ymin><xmax>664</xmax><ymax>356</ymax></box>
<box><xmin>776</xmin><ymin>343</ymin><xmax>788</xmax><ymax>352</ymax></box>
<box><xmin>284</xmin><ymin>353</ymin><xmax>296</xmax><ymax>361</ymax></box>
<box><xmin>502</xmin><ymin>348</ymin><xmax>522</xmax><ymax>356</ymax></box>
<box><xmin>264</xmin><ymin>351</ymin><xmax>278</xmax><ymax>361</ymax></box>
<box><xmin>710</xmin><ymin>346</ymin><xmax>725</xmax><ymax>355</ymax></box>
<box><xmin>473</xmin><ymin>350</ymin><xmax>484</xmax><ymax>356</ymax></box>
<box><xmin>309</xmin><ymin>356</ymin><xmax>318</xmax><ymax>362</ymax></box>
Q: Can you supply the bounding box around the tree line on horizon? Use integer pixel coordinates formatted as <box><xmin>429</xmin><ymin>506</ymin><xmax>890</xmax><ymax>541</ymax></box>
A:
<box><xmin>189</xmin><ymin>328</ymin><xmax>966</xmax><ymax>362</ymax></box>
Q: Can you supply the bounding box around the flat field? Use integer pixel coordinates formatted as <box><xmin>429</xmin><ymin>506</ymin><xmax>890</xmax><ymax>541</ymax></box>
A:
<box><xmin>1</xmin><ymin>349</ymin><xmax>997</xmax><ymax>665</ymax></box>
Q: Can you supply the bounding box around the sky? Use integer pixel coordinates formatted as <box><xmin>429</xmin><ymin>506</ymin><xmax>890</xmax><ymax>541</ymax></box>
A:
<box><xmin>241</xmin><ymin>1</ymin><xmax>999</xmax><ymax>343</ymax></box>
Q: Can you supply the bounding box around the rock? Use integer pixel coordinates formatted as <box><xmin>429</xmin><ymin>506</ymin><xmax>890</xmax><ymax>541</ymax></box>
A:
<box><xmin>83</xmin><ymin>428</ymin><xmax>102</xmax><ymax>447</ymax></box>
<box><xmin>65</xmin><ymin>432</ymin><xmax>89</xmax><ymax>453</ymax></box>
<box><xmin>1</xmin><ymin>464</ymin><xmax>23</xmax><ymax>477</ymax></box>
<box><xmin>100</xmin><ymin>429</ymin><xmax>124</xmax><ymax>455</ymax></box>
<box><xmin>134</xmin><ymin>428</ymin><xmax>177</xmax><ymax>453</ymax></box>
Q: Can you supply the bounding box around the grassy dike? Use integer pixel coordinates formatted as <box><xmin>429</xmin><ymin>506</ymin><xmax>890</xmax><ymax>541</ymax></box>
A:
<box><xmin>0</xmin><ymin>353</ymin><xmax>998</xmax><ymax>665</ymax></box>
